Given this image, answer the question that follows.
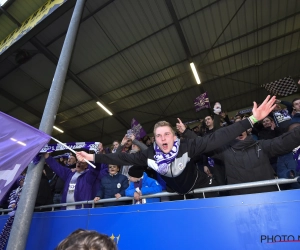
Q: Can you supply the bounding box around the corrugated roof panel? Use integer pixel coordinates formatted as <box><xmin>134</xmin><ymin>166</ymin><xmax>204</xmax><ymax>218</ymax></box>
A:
<box><xmin>0</xmin><ymin>58</ymin><xmax>17</xmax><ymax>78</ymax></box>
<box><xmin>78</xmin><ymin>54</ymin><xmax>139</xmax><ymax>96</ymax></box>
<box><xmin>172</xmin><ymin>0</ymin><xmax>217</xmax><ymax>19</ymax></box>
<box><xmin>52</xmin><ymin>132</ymin><xmax>77</xmax><ymax>142</ymax></box>
<box><xmin>36</xmin><ymin>4</ymin><xmax>100</xmax><ymax>46</ymax></box>
<box><xmin>119</xmin><ymin>102</ymin><xmax>164</xmax><ymax>120</ymax></box>
<box><xmin>111</xmin><ymin>76</ymin><xmax>193</xmax><ymax>113</ymax></box>
<box><xmin>25</xmin><ymin>91</ymin><xmax>48</xmax><ymax>113</ymax></box>
<box><xmin>71</xmin><ymin>124</ymin><xmax>103</xmax><ymax>140</ymax></box>
<box><xmin>0</xmin><ymin>95</ymin><xmax>17</xmax><ymax>112</ymax></box>
<box><xmin>0</xmin><ymin>14</ymin><xmax>17</xmax><ymax>42</ymax></box>
<box><xmin>1</xmin><ymin>0</ymin><xmax>300</xmax><ymax>146</ymax></box>
<box><xmin>86</xmin><ymin>59</ymin><xmax>189</xmax><ymax>103</ymax></box>
<box><xmin>58</xmin><ymin>100</ymin><xmax>97</xmax><ymax>120</ymax></box>
<box><xmin>118</xmin><ymin>108</ymin><xmax>160</xmax><ymax>126</ymax></box>
<box><xmin>61</xmin><ymin>108</ymin><xmax>107</xmax><ymax>128</ymax></box>
<box><xmin>85</xmin><ymin>0</ymin><xmax>114</xmax><ymax>11</ymax></box>
<box><xmin>0</xmin><ymin>0</ymin><xmax>48</xmax><ymax>41</ymax></box>
<box><xmin>7</xmin><ymin>0</ymin><xmax>47</xmax><ymax>23</ymax></box>
<box><xmin>18</xmin><ymin>54</ymin><xmax>56</xmax><ymax>89</ymax></box>
<box><xmin>68</xmin><ymin>17</ymin><xmax>120</xmax><ymax>73</ymax></box>
<box><xmin>182</xmin><ymin>10</ymin><xmax>214</xmax><ymax>54</ymax></box>
<box><xmin>8</xmin><ymin>106</ymin><xmax>40</xmax><ymax>124</ymax></box>
<box><xmin>0</xmin><ymin>68</ymin><xmax>46</xmax><ymax>101</ymax></box>
<box><xmin>35</xmin><ymin>8</ymin><xmax>73</xmax><ymax>45</ymax></box>
<box><xmin>60</xmin><ymin>79</ymin><xmax>92</xmax><ymax>107</ymax></box>
<box><xmin>93</xmin><ymin>0</ymin><xmax>172</xmax><ymax>51</ymax></box>
<box><xmin>259</xmin><ymin>53</ymin><xmax>300</xmax><ymax>84</ymax></box>
<box><xmin>181</xmin><ymin>0</ymin><xmax>241</xmax><ymax>55</ymax></box>
<box><xmin>120</xmin><ymin>27</ymin><xmax>186</xmax><ymax>77</ymax></box>
<box><xmin>153</xmin><ymin>91</ymin><xmax>191</xmax><ymax>116</ymax></box>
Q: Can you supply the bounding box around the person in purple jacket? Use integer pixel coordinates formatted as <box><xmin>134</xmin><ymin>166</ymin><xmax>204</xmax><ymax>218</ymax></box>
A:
<box><xmin>44</xmin><ymin>153</ymin><xmax>100</xmax><ymax>209</ymax></box>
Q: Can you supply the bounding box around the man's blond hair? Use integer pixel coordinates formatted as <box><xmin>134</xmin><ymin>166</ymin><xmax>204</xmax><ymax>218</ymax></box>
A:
<box><xmin>153</xmin><ymin>121</ymin><xmax>175</xmax><ymax>135</ymax></box>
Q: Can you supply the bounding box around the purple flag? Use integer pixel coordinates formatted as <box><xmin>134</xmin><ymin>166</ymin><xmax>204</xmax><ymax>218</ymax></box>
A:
<box><xmin>194</xmin><ymin>92</ymin><xmax>210</xmax><ymax>112</ymax></box>
<box><xmin>0</xmin><ymin>112</ymin><xmax>51</xmax><ymax>204</ymax></box>
<box><xmin>131</xmin><ymin>118</ymin><xmax>147</xmax><ymax>140</ymax></box>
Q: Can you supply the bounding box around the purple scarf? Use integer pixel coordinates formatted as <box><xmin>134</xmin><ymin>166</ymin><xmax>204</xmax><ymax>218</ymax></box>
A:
<box><xmin>134</xmin><ymin>180</ymin><xmax>143</xmax><ymax>204</ymax></box>
<box><xmin>154</xmin><ymin>139</ymin><xmax>179</xmax><ymax>175</ymax></box>
<box><xmin>293</xmin><ymin>147</ymin><xmax>300</xmax><ymax>171</ymax></box>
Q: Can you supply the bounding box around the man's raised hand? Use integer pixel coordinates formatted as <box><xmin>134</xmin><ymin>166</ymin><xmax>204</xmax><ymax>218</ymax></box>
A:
<box><xmin>252</xmin><ymin>95</ymin><xmax>276</xmax><ymax>121</ymax></box>
<box><xmin>176</xmin><ymin>118</ymin><xmax>186</xmax><ymax>133</ymax></box>
<box><xmin>76</xmin><ymin>151</ymin><xmax>93</xmax><ymax>162</ymax></box>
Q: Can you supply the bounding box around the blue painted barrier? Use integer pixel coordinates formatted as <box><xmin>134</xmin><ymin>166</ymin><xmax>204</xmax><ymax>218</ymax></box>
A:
<box><xmin>1</xmin><ymin>189</ymin><xmax>300</xmax><ymax>250</ymax></box>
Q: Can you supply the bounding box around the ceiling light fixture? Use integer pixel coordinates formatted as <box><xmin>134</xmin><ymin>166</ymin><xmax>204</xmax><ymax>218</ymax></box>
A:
<box><xmin>53</xmin><ymin>126</ymin><xmax>64</xmax><ymax>133</ymax></box>
<box><xmin>190</xmin><ymin>62</ymin><xmax>201</xmax><ymax>84</ymax></box>
<box><xmin>96</xmin><ymin>101</ymin><xmax>113</xmax><ymax>116</ymax></box>
<box><xmin>0</xmin><ymin>0</ymin><xmax>9</xmax><ymax>7</ymax></box>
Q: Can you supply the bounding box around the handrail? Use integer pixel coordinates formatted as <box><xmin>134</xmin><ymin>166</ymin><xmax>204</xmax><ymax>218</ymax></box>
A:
<box><xmin>1</xmin><ymin>177</ymin><xmax>299</xmax><ymax>215</ymax></box>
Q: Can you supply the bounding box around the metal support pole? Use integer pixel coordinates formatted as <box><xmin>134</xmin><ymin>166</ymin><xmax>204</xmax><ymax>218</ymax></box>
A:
<box><xmin>7</xmin><ymin>1</ymin><xmax>86</xmax><ymax>249</ymax></box>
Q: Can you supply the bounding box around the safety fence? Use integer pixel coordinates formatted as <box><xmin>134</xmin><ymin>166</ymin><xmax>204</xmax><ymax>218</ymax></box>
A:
<box><xmin>1</xmin><ymin>177</ymin><xmax>299</xmax><ymax>215</ymax></box>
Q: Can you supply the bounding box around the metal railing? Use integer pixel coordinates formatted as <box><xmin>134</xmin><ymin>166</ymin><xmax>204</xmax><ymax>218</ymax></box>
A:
<box><xmin>1</xmin><ymin>177</ymin><xmax>299</xmax><ymax>215</ymax></box>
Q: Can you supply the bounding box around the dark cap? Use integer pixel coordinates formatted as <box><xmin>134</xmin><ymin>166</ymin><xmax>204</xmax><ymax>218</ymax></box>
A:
<box><xmin>128</xmin><ymin>166</ymin><xmax>144</xmax><ymax>178</ymax></box>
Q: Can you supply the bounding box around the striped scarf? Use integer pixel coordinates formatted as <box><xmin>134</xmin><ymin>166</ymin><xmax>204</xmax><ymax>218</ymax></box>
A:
<box><xmin>154</xmin><ymin>138</ymin><xmax>179</xmax><ymax>175</ymax></box>
<box><xmin>0</xmin><ymin>186</ymin><xmax>23</xmax><ymax>250</ymax></box>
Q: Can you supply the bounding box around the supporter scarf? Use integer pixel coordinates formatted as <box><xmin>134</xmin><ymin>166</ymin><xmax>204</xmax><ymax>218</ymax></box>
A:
<box><xmin>134</xmin><ymin>180</ymin><xmax>143</xmax><ymax>204</ymax></box>
<box><xmin>0</xmin><ymin>184</ymin><xmax>23</xmax><ymax>250</ymax></box>
<box><xmin>39</xmin><ymin>142</ymin><xmax>100</xmax><ymax>153</ymax></box>
<box><xmin>154</xmin><ymin>139</ymin><xmax>179</xmax><ymax>175</ymax></box>
<box><xmin>208</xmin><ymin>157</ymin><xmax>215</xmax><ymax>167</ymax></box>
<box><xmin>0</xmin><ymin>216</ymin><xmax>14</xmax><ymax>250</ymax></box>
<box><xmin>293</xmin><ymin>146</ymin><xmax>300</xmax><ymax>172</ymax></box>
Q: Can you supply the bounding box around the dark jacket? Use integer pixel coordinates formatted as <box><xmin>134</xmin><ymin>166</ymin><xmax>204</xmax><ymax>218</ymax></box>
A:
<box><xmin>35</xmin><ymin>173</ymin><xmax>53</xmax><ymax>207</ymax></box>
<box><xmin>96</xmin><ymin>173</ymin><xmax>129</xmax><ymax>199</ymax></box>
<box><xmin>92</xmin><ymin>162</ymin><xmax>109</xmax><ymax>198</ymax></box>
<box><xmin>94</xmin><ymin>119</ymin><xmax>254</xmax><ymax>194</ymax></box>
<box><xmin>256</xmin><ymin>126</ymin><xmax>282</xmax><ymax>140</ymax></box>
<box><xmin>45</xmin><ymin>156</ymin><xmax>100</xmax><ymax>209</ymax></box>
<box><xmin>291</xmin><ymin>113</ymin><xmax>300</xmax><ymax>124</ymax></box>
<box><xmin>255</xmin><ymin>126</ymin><xmax>282</xmax><ymax>166</ymax></box>
<box><xmin>197</xmin><ymin>126</ymin><xmax>300</xmax><ymax>195</ymax></box>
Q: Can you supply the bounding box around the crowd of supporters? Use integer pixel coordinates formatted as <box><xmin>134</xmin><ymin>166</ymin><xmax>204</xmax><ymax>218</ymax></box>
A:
<box><xmin>1</xmin><ymin>97</ymin><xmax>300</xmax><ymax>212</ymax></box>
<box><xmin>1</xmin><ymin>96</ymin><xmax>300</xmax><ymax>249</ymax></box>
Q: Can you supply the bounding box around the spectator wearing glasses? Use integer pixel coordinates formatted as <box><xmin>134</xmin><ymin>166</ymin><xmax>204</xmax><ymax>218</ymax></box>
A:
<box><xmin>94</xmin><ymin>164</ymin><xmax>129</xmax><ymax>207</ymax></box>
<box><xmin>44</xmin><ymin>153</ymin><xmax>101</xmax><ymax>209</ymax></box>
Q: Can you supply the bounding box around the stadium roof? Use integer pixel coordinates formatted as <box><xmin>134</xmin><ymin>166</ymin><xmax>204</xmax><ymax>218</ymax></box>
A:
<box><xmin>0</xmin><ymin>0</ymin><xmax>299</xmax><ymax>145</ymax></box>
